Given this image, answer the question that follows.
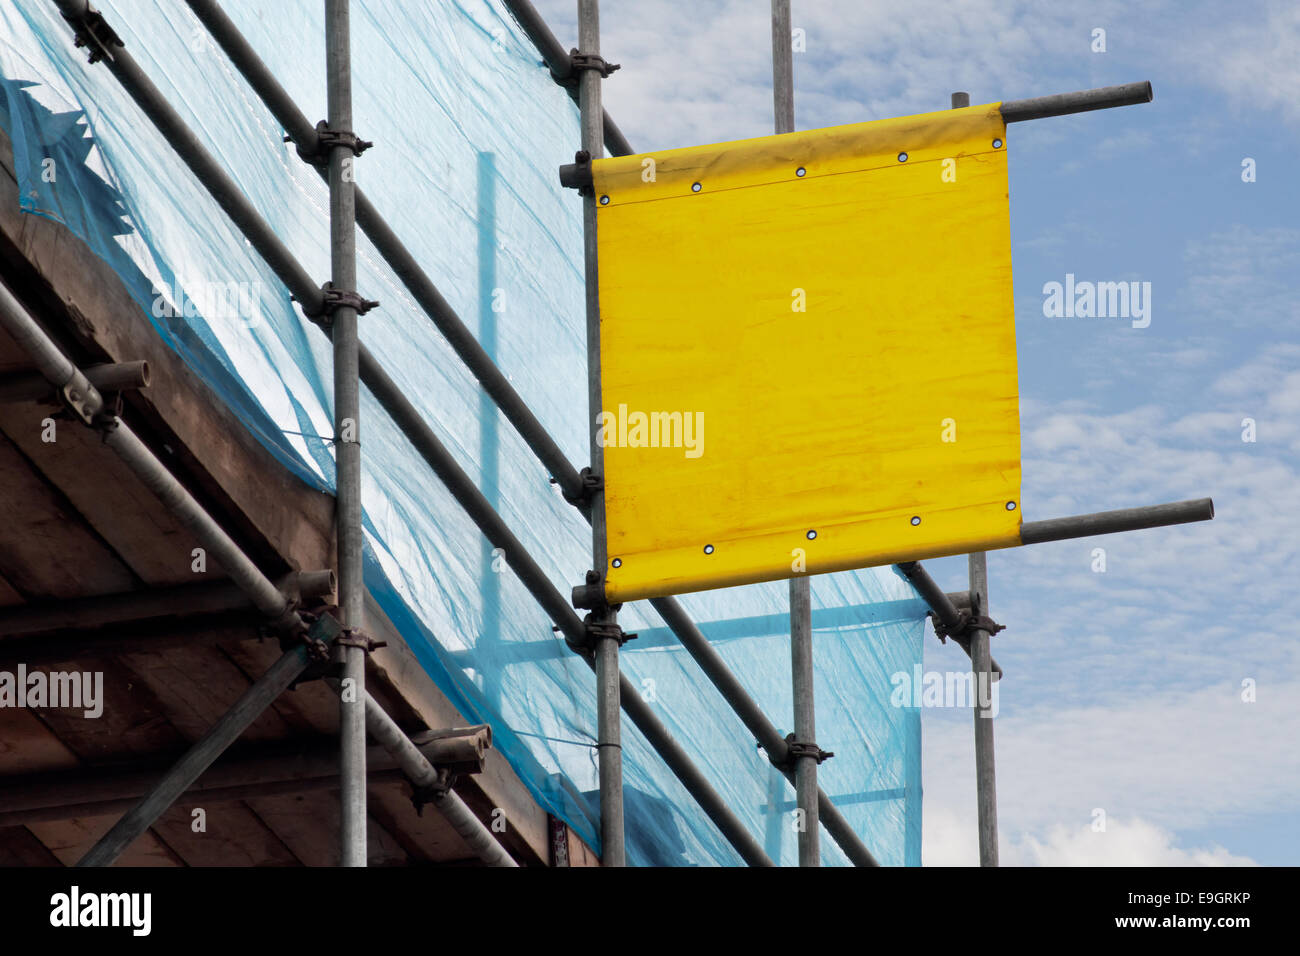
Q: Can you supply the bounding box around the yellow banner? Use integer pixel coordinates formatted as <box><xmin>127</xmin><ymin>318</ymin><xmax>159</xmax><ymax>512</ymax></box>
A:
<box><xmin>592</xmin><ymin>103</ymin><xmax>1021</xmax><ymax>603</ymax></box>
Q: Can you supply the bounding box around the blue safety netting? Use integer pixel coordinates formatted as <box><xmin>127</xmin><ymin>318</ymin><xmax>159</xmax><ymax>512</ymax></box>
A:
<box><xmin>0</xmin><ymin>0</ymin><xmax>924</xmax><ymax>865</ymax></box>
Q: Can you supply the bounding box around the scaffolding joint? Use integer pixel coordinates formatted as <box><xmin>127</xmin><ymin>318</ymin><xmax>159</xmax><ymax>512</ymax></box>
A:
<box><xmin>560</xmin><ymin>465</ymin><xmax>602</xmax><ymax>505</ymax></box>
<box><xmin>570</xmin><ymin>570</ymin><xmax>610</xmax><ymax>612</ymax></box>
<box><xmin>563</xmin><ymin>611</ymin><xmax>635</xmax><ymax>655</ymax></box>
<box><xmin>62</xmin><ymin>2</ymin><xmax>123</xmax><ymax>65</ymax></box>
<box><xmin>279</xmin><ymin>608</ymin><xmax>345</xmax><ymax>687</ymax></box>
<box><xmin>299</xmin><ymin>281</ymin><xmax>379</xmax><ymax>324</ymax></box>
<box><xmin>780</xmin><ymin>733</ymin><xmax>834</xmax><ymax>768</ymax></box>
<box><xmin>290</xmin><ymin>120</ymin><xmax>373</xmax><ymax>167</ymax></box>
<box><xmin>410</xmin><ymin>767</ymin><xmax>457</xmax><ymax>815</ymax></box>
<box><xmin>931</xmin><ymin>608</ymin><xmax>1004</xmax><ymax>643</ymax></box>
<box><xmin>334</xmin><ymin>627</ymin><xmax>387</xmax><ymax>654</ymax></box>
<box><xmin>552</xmin><ymin>49</ymin><xmax>620</xmax><ymax>87</ymax></box>
<box><xmin>558</xmin><ymin>150</ymin><xmax>594</xmax><ymax>196</ymax></box>
<box><xmin>55</xmin><ymin>380</ymin><xmax>104</xmax><ymax>427</ymax></box>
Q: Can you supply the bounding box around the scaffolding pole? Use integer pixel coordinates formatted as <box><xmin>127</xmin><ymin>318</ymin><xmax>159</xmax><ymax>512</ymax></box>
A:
<box><xmin>771</xmin><ymin>0</ymin><xmax>795</xmax><ymax>135</ymax></box>
<box><xmin>772</xmin><ymin>0</ymin><xmax>819</xmax><ymax>868</ymax></box>
<box><xmin>947</xmin><ymin>88</ymin><xmax>999</xmax><ymax>867</ymax></box>
<box><xmin>968</xmin><ymin>550</ymin><xmax>999</xmax><ymax>866</ymax></box>
<box><xmin>575</xmin><ymin>0</ymin><xmax>625</xmax><ymax>868</ymax></box>
<box><xmin>789</xmin><ymin>576</ymin><xmax>820</xmax><ymax>866</ymax></box>
<box><xmin>324</xmin><ymin>0</ymin><xmax>367</xmax><ymax>869</ymax></box>
<box><xmin>77</xmin><ymin>647</ymin><xmax>309</xmax><ymax>867</ymax></box>
<box><xmin>358</xmin><ymin>696</ymin><xmax>517</xmax><ymax>867</ymax></box>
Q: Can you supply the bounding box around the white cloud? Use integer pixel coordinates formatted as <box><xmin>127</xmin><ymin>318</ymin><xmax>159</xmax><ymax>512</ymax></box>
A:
<box><xmin>1171</xmin><ymin>0</ymin><xmax>1300</xmax><ymax>127</ymax></box>
<box><xmin>924</xmin><ymin>671</ymin><xmax>1297</xmax><ymax>827</ymax></box>
<box><xmin>1006</xmin><ymin>818</ymin><xmax>1257</xmax><ymax>866</ymax></box>
<box><xmin>925</xmin><ymin>806</ymin><xmax>1257</xmax><ymax>866</ymax></box>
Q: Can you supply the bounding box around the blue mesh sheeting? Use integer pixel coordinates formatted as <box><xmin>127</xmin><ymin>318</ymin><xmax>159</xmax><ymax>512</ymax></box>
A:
<box><xmin>0</xmin><ymin>0</ymin><xmax>923</xmax><ymax>865</ymax></box>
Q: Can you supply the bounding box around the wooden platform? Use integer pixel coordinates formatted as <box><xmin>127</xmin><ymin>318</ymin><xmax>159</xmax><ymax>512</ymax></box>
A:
<box><xmin>0</xmin><ymin>127</ymin><xmax>596</xmax><ymax>867</ymax></box>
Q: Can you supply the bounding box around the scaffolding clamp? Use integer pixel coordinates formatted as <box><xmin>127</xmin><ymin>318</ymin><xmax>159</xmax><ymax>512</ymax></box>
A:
<box><xmin>280</xmin><ymin>608</ymin><xmax>345</xmax><ymax>686</ymax></box>
<box><xmin>408</xmin><ymin>726</ymin><xmax>493</xmax><ymax>812</ymax></box>
<box><xmin>560</xmin><ymin>465</ymin><xmax>602</xmax><ymax>505</ymax></box>
<box><xmin>558</xmin><ymin>150</ymin><xmax>594</xmax><ymax>195</ymax></box>
<box><xmin>410</xmin><ymin>767</ymin><xmax>457</xmax><ymax>815</ymax></box>
<box><xmin>62</xmin><ymin>3</ymin><xmax>124</xmax><ymax>65</ymax></box>
<box><xmin>552</xmin><ymin>49</ymin><xmax>621</xmax><ymax>86</ymax></box>
<box><xmin>782</xmin><ymin>733</ymin><xmax>834</xmax><ymax>766</ymax></box>
<box><xmin>586</xmin><ymin>617</ymin><xmax>636</xmax><ymax>647</ymax></box>
<box><xmin>931</xmin><ymin>609</ymin><xmax>1004</xmax><ymax>644</ymax></box>
<box><xmin>290</xmin><ymin>120</ymin><xmax>374</xmax><ymax>167</ymax></box>
<box><xmin>299</xmin><ymin>281</ymin><xmax>380</xmax><ymax>324</ymax></box>
<box><xmin>563</xmin><ymin>611</ymin><xmax>635</xmax><ymax>654</ymax></box>
<box><xmin>57</xmin><ymin>381</ymin><xmax>105</xmax><ymax>428</ymax></box>
<box><xmin>334</xmin><ymin>627</ymin><xmax>387</xmax><ymax>654</ymax></box>
<box><xmin>570</xmin><ymin>568</ymin><xmax>618</xmax><ymax>613</ymax></box>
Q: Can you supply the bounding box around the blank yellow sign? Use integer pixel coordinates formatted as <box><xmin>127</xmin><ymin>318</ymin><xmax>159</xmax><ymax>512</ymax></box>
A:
<box><xmin>591</xmin><ymin>103</ymin><xmax>1021</xmax><ymax>603</ymax></box>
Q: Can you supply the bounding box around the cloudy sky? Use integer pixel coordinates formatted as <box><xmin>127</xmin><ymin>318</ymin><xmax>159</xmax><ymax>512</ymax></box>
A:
<box><xmin>535</xmin><ymin>0</ymin><xmax>1299</xmax><ymax>865</ymax></box>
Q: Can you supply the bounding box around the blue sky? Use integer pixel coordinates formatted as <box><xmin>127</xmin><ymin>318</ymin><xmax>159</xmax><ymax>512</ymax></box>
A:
<box><xmin>536</xmin><ymin>0</ymin><xmax>1299</xmax><ymax>865</ymax></box>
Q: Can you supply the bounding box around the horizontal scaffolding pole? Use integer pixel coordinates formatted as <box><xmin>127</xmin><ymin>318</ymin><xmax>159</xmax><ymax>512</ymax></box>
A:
<box><xmin>0</xmin><ymin>359</ymin><xmax>149</xmax><ymax>403</ymax></box>
<box><xmin>898</xmin><ymin>498</ymin><xmax>1214</xmax><ymax>675</ymax></box>
<box><xmin>1020</xmin><ymin>498</ymin><xmax>1214</xmax><ymax>544</ymax></box>
<box><xmin>575</xmin><ymin>497</ymin><xmax>1215</xmax><ymax>610</ymax></box>
<box><xmin>1000</xmin><ymin>81</ymin><xmax>1153</xmax><ymax>123</ymax></box>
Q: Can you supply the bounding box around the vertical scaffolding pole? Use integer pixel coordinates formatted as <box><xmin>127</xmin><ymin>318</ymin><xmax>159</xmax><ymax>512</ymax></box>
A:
<box><xmin>577</xmin><ymin>0</ymin><xmax>624</xmax><ymax>866</ymax></box>
<box><xmin>951</xmin><ymin>88</ymin><xmax>999</xmax><ymax>866</ymax></box>
<box><xmin>789</xmin><ymin>576</ymin><xmax>820</xmax><ymax>866</ymax></box>
<box><xmin>968</xmin><ymin>550</ymin><xmax>999</xmax><ymax>865</ymax></box>
<box><xmin>771</xmin><ymin>0</ymin><xmax>795</xmax><ymax>134</ymax></box>
<box><xmin>328</xmin><ymin>0</ymin><xmax>367</xmax><ymax>868</ymax></box>
<box><xmin>774</xmin><ymin>0</ymin><xmax>818</xmax><ymax>867</ymax></box>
